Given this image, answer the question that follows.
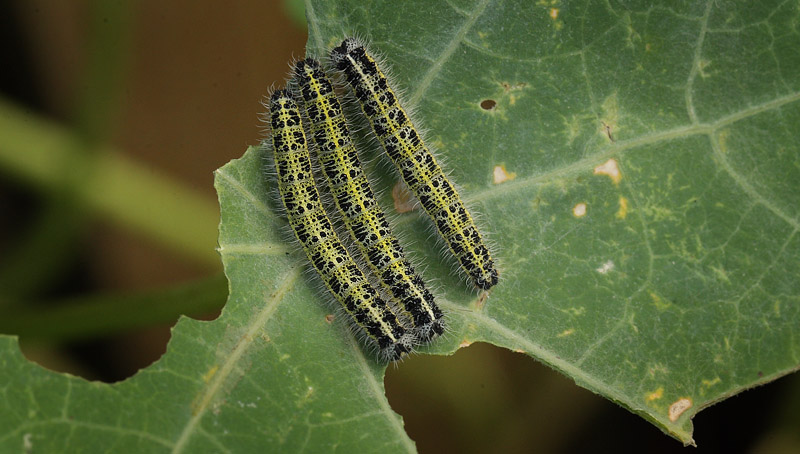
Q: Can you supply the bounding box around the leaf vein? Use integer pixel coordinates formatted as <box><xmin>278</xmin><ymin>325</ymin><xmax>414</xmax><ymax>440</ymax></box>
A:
<box><xmin>709</xmin><ymin>134</ymin><xmax>799</xmax><ymax>229</ymax></box>
<box><xmin>215</xmin><ymin>168</ymin><xmax>274</xmax><ymax>221</ymax></box>
<box><xmin>685</xmin><ymin>0</ymin><xmax>715</xmax><ymax>124</ymax></box>
<box><xmin>408</xmin><ymin>0</ymin><xmax>493</xmax><ymax>106</ymax></box>
<box><xmin>171</xmin><ymin>269</ymin><xmax>299</xmax><ymax>453</ymax></box>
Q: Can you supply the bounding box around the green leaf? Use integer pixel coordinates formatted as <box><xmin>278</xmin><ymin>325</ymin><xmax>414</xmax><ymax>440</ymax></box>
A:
<box><xmin>301</xmin><ymin>0</ymin><xmax>800</xmax><ymax>442</ymax></box>
<box><xmin>1</xmin><ymin>0</ymin><xmax>799</xmax><ymax>451</ymax></box>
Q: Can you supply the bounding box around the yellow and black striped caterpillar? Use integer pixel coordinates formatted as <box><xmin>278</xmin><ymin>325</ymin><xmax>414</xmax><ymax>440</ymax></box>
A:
<box><xmin>292</xmin><ymin>59</ymin><xmax>445</xmax><ymax>343</ymax></box>
<box><xmin>268</xmin><ymin>89</ymin><xmax>414</xmax><ymax>362</ymax></box>
<box><xmin>330</xmin><ymin>38</ymin><xmax>499</xmax><ymax>290</ymax></box>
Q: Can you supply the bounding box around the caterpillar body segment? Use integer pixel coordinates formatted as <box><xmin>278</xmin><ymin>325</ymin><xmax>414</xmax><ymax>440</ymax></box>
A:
<box><xmin>330</xmin><ymin>38</ymin><xmax>499</xmax><ymax>290</ymax></box>
<box><xmin>269</xmin><ymin>89</ymin><xmax>413</xmax><ymax>361</ymax></box>
<box><xmin>292</xmin><ymin>59</ymin><xmax>445</xmax><ymax>342</ymax></box>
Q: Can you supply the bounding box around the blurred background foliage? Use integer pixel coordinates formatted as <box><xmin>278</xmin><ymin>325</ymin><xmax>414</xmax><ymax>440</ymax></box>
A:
<box><xmin>0</xmin><ymin>1</ymin><xmax>798</xmax><ymax>452</ymax></box>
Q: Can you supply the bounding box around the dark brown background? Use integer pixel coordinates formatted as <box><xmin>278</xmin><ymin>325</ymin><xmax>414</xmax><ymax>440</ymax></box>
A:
<box><xmin>1</xmin><ymin>2</ymin><xmax>798</xmax><ymax>452</ymax></box>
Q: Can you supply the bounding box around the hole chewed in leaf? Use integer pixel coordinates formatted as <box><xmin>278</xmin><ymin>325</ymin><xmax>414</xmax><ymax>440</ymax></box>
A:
<box><xmin>492</xmin><ymin>165</ymin><xmax>516</xmax><ymax>184</ymax></box>
<box><xmin>573</xmin><ymin>203</ymin><xmax>587</xmax><ymax>217</ymax></box>
<box><xmin>668</xmin><ymin>398</ymin><xmax>693</xmax><ymax>422</ymax></box>
<box><xmin>596</xmin><ymin>260</ymin><xmax>614</xmax><ymax>274</ymax></box>
<box><xmin>593</xmin><ymin>159</ymin><xmax>621</xmax><ymax>184</ymax></box>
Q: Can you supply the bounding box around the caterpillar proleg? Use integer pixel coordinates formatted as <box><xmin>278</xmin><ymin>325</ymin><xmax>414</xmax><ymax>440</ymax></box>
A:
<box><xmin>293</xmin><ymin>58</ymin><xmax>445</xmax><ymax>343</ymax></box>
<box><xmin>330</xmin><ymin>38</ymin><xmax>499</xmax><ymax>290</ymax></box>
<box><xmin>268</xmin><ymin>89</ymin><xmax>414</xmax><ymax>362</ymax></box>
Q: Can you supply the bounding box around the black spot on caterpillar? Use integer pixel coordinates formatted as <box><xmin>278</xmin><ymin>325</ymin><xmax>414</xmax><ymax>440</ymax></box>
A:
<box><xmin>269</xmin><ymin>88</ymin><xmax>414</xmax><ymax>361</ymax></box>
<box><xmin>330</xmin><ymin>38</ymin><xmax>499</xmax><ymax>290</ymax></box>
<box><xmin>293</xmin><ymin>58</ymin><xmax>445</xmax><ymax>343</ymax></box>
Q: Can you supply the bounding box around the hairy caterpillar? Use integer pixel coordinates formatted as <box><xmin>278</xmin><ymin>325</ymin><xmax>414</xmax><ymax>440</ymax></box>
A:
<box><xmin>330</xmin><ymin>38</ymin><xmax>499</xmax><ymax>290</ymax></box>
<box><xmin>292</xmin><ymin>58</ymin><xmax>445</xmax><ymax>343</ymax></box>
<box><xmin>268</xmin><ymin>89</ymin><xmax>414</xmax><ymax>361</ymax></box>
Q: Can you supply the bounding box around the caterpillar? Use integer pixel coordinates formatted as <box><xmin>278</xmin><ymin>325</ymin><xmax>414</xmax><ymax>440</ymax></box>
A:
<box><xmin>268</xmin><ymin>88</ymin><xmax>414</xmax><ymax>362</ymax></box>
<box><xmin>292</xmin><ymin>58</ymin><xmax>445</xmax><ymax>343</ymax></box>
<box><xmin>330</xmin><ymin>38</ymin><xmax>499</xmax><ymax>290</ymax></box>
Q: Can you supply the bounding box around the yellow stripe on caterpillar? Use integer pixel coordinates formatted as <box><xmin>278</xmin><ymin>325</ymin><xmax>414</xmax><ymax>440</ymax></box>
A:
<box><xmin>293</xmin><ymin>58</ymin><xmax>445</xmax><ymax>343</ymax></box>
<box><xmin>330</xmin><ymin>38</ymin><xmax>499</xmax><ymax>290</ymax></box>
<box><xmin>268</xmin><ymin>88</ymin><xmax>414</xmax><ymax>361</ymax></box>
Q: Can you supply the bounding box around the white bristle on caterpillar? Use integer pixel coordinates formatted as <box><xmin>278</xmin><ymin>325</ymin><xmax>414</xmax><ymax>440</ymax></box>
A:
<box><xmin>292</xmin><ymin>58</ymin><xmax>445</xmax><ymax>343</ymax></box>
<box><xmin>267</xmin><ymin>88</ymin><xmax>414</xmax><ymax>362</ymax></box>
<box><xmin>330</xmin><ymin>37</ymin><xmax>499</xmax><ymax>291</ymax></box>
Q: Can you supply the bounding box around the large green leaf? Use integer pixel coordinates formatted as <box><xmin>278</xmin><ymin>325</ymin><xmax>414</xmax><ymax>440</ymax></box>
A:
<box><xmin>1</xmin><ymin>0</ymin><xmax>799</xmax><ymax>451</ymax></box>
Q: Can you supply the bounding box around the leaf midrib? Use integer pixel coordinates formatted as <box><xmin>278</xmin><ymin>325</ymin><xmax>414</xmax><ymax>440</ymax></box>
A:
<box><xmin>170</xmin><ymin>268</ymin><xmax>299</xmax><ymax>453</ymax></box>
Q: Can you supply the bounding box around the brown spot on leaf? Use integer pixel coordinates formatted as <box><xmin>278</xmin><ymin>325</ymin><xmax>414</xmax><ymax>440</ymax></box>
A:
<box><xmin>392</xmin><ymin>182</ymin><xmax>415</xmax><ymax>213</ymax></box>
<box><xmin>480</xmin><ymin>99</ymin><xmax>497</xmax><ymax>110</ymax></box>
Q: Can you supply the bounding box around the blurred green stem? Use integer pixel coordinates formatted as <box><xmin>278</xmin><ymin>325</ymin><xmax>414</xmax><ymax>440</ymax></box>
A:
<box><xmin>0</xmin><ymin>273</ymin><xmax>228</xmax><ymax>341</ymax></box>
<box><xmin>0</xmin><ymin>197</ymin><xmax>86</xmax><ymax>298</ymax></box>
<box><xmin>0</xmin><ymin>1</ymin><xmax>135</xmax><ymax>300</ymax></box>
<box><xmin>0</xmin><ymin>97</ymin><xmax>220</xmax><ymax>267</ymax></box>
